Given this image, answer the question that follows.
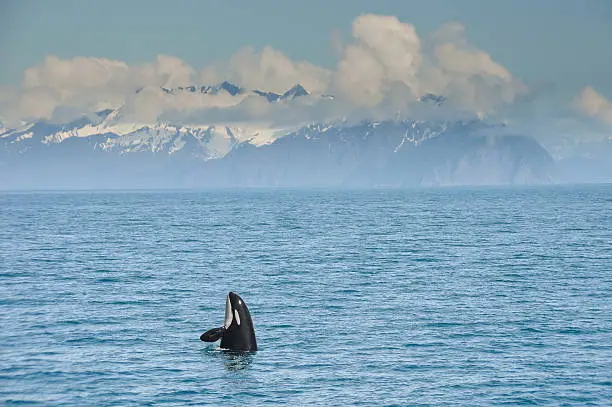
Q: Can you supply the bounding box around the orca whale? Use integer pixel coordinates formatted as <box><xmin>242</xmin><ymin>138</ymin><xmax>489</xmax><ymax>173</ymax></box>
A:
<box><xmin>200</xmin><ymin>292</ymin><xmax>257</xmax><ymax>352</ymax></box>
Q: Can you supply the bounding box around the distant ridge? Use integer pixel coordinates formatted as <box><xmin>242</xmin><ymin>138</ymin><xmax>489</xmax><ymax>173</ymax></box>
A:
<box><xmin>159</xmin><ymin>81</ymin><xmax>310</xmax><ymax>102</ymax></box>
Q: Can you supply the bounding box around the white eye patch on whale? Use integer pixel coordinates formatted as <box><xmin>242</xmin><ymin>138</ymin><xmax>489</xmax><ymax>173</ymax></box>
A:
<box><xmin>200</xmin><ymin>292</ymin><xmax>257</xmax><ymax>352</ymax></box>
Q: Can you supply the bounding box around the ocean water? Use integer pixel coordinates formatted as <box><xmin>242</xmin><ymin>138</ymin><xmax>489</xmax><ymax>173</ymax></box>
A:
<box><xmin>1</xmin><ymin>186</ymin><xmax>611</xmax><ymax>406</ymax></box>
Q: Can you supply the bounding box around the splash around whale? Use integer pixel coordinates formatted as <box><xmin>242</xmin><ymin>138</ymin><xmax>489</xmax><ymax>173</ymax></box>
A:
<box><xmin>200</xmin><ymin>292</ymin><xmax>257</xmax><ymax>352</ymax></box>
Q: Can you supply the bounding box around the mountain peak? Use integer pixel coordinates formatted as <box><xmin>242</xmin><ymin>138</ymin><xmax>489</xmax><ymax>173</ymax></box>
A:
<box><xmin>281</xmin><ymin>84</ymin><xmax>309</xmax><ymax>100</ymax></box>
<box><xmin>156</xmin><ymin>82</ymin><xmax>311</xmax><ymax>102</ymax></box>
<box><xmin>253</xmin><ymin>89</ymin><xmax>281</xmax><ymax>102</ymax></box>
<box><xmin>218</xmin><ymin>81</ymin><xmax>243</xmax><ymax>96</ymax></box>
<box><xmin>418</xmin><ymin>93</ymin><xmax>446</xmax><ymax>106</ymax></box>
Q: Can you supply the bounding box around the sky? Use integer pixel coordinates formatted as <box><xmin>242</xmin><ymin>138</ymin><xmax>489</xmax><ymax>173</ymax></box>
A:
<box><xmin>0</xmin><ymin>0</ymin><xmax>611</xmax><ymax>127</ymax></box>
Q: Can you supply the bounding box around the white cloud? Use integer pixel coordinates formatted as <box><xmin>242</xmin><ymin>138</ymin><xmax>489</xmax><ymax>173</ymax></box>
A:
<box><xmin>419</xmin><ymin>22</ymin><xmax>525</xmax><ymax>114</ymax></box>
<box><xmin>0</xmin><ymin>48</ymin><xmax>331</xmax><ymax>124</ymax></box>
<box><xmin>143</xmin><ymin>55</ymin><xmax>196</xmax><ymax>88</ymax></box>
<box><xmin>0</xmin><ymin>15</ymin><xmax>529</xmax><ymax>125</ymax></box>
<box><xmin>199</xmin><ymin>65</ymin><xmax>222</xmax><ymax>85</ymax></box>
<box><xmin>575</xmin><ymin>86</ymin><xmax>612</xmax><ymax>125</ymax></box>
<box><xmin>332</xmin><ymin>17</ymin><xmax>523</xmax><ymax>115</ymax></box>
<box><xmin>23</xmin><ymin>55</ymin><xmax>128</xmax><ymax>91</ymax></box>
<box><xmin>121</xmin><ymin>86</ymin><xmax>247</xmax><ymax>123</ymax></box>
<box><xmin>429</xmin><ymin>23</ymin><xmax>510</xmax><ymax>79</ymax></box>
<box><xmin>334</xmin><ymin>14</ymin><xmax>421</xmax><ymax>106</ymax></box>
<box><xmin>225</xmin><ymin>46</ymin><xmax>331</xmax><ymax>94</ymax></box>
<box><xmin>0</xmin><ymin>86</ymin><xmax>21</xmax><ymax>126</ymax></box>
<box><xmin>2</xmin><ymin>55</ymin><xmax>200</xmax><ymax>123</ymax></box>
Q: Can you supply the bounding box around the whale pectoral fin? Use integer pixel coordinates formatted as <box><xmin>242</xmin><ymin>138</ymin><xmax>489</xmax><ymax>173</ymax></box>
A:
<box><xmin>200</xmin><ymin>327</ymin><xmax>225</xmax><ymax>342</ymax></box>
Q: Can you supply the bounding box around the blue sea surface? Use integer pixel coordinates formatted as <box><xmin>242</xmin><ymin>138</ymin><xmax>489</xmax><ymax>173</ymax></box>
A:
<box><xmin>1</xmin><ymin>186</ymin><xmax>611</xmax><ymax>406</ymax></box>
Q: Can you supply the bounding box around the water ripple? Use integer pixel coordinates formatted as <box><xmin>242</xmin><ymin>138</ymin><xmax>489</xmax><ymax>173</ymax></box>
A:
<box><xmin>1</xmin><ymin>186</ymin><xmax>611</xmax><ymax>406</ymax></box>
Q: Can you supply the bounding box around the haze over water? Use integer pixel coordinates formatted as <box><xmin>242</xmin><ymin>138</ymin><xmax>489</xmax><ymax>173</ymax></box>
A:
<box><xmin>1</xmin><ymin>186</ymin><xmax>611</xmax><ymax>405</ymax></box>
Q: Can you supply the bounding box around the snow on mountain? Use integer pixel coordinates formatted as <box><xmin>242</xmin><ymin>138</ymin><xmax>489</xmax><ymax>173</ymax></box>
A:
<box><xmin>0</xmin><ymin>98</ymin><xmax>297</xmax><ymax>161</ymax></box>
<box><xmin>0</xmin><ymin>85</ymin><xmax>506</xmax><ymax>166</ymax></box>
<box><xmin>0</xmin><ymin>80</ymin><xmax>564</xmax><ymax>188</ymax></box>
<box><xmin>95</xmin><ymin>121</ymin><xmax>289</xmax><ymax>158</ymax></box>
<box><xmin>201</xmin><ymin>118</ymin><xmax>555</xmax><ymax>187</ymax></box>
<box><xmin>0</xmin><ymin>81</ymin><xmax>342</xmax><ymax>164</ymax></box>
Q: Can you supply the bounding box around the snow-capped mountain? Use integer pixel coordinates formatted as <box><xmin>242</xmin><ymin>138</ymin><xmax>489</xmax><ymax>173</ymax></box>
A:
<box><xmin>202</xmin><ymin>119</ymin><xmax>554</xmax><ymax>187</ymax></box>
<box><xmin>0</xmin><ymin>107</ymin><xmax>291</xmax><ymax>159</ymax></box>
<box><xmin>0</xmin><ymin>82</ymin><xmax>318</xmax><ymax>159</ymax></box>
<box><xmin>0</xmin><ymin>83</ymin><xmax>558</xmax><ymax>188</ymax></box>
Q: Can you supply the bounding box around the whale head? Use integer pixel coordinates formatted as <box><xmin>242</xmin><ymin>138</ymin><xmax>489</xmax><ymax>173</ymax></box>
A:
<box><xmin>224</xmin><ymin>292</ymin><xmax>249</xmax><ymax>330</ymax></box>
<box><xmin>201</xmin><ymin>292</ymin><xmax>257</xmax><ymax>352</ymax></box>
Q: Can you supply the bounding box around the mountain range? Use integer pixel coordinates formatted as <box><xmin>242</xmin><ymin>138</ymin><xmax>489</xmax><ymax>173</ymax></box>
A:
<box><xmin>1</xmin><ymin>81</ymin><xmax>605</xmax><ymax>189</ymax></box>
<box><xmin>159</xmin><ymin>81</ymin><xmax>310</xmax><ymax>102</ymax></box>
